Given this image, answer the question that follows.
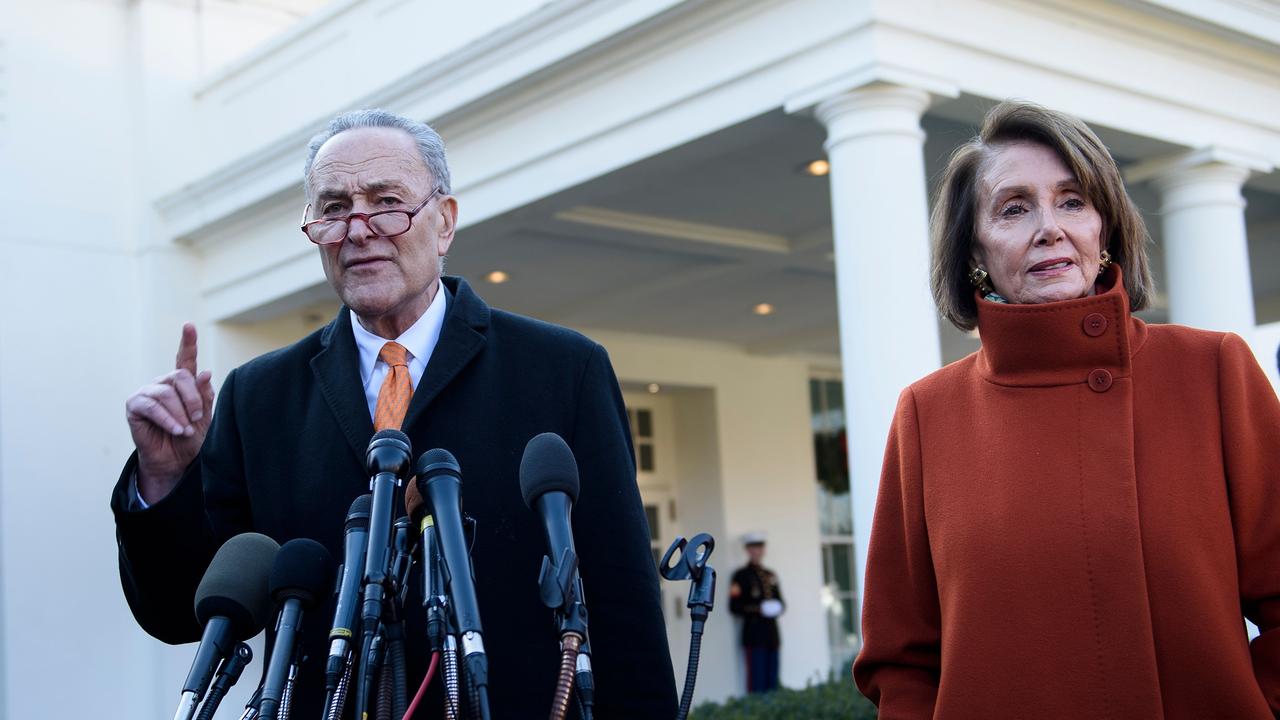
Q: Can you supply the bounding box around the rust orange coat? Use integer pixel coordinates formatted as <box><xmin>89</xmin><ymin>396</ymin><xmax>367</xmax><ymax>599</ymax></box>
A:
<box><xmin>854</xmin><ymin>271</ymin><xmax>1280</xmax><ymax>719</ymax></box>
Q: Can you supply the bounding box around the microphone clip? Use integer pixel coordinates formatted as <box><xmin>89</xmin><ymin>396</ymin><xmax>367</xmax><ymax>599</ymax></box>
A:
<box><xmin>660</xmin><ymin>533</ymin><xmax>717</xmax><ymax>619</ymax></box>
<box><xmin>537</xmin><ymin>547</ymin><xmax>580</xmax><ymax>610</ymax></box>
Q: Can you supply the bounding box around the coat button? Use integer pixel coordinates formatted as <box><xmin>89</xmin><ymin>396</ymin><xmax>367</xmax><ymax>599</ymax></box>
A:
<box><xmin>1083</xmin><ymin>313</ymin><xmax>1108</xmax><ymax>337</ymax></box>
<box><xmin>1088</xmin><ymin>369</ymin><xmax>1113</xmax><ymax>392</ymax></box>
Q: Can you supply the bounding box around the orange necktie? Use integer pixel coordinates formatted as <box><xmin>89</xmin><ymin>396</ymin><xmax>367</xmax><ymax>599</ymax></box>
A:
<box><xmin>373</xmin><ymin>342</ymin><xmax>413</xmax><ymax>431</ymax></box>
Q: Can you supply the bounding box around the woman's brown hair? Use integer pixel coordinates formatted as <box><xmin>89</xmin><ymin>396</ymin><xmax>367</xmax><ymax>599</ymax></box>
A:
<box><xmin>930</xmin><ymin>101</ymin><xmax>1154</xmax><ymax>330</ymax></box>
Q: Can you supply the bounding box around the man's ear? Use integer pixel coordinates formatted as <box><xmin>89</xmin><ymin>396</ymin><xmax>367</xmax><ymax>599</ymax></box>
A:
<box><xmin>436</xmin><ymin>195</ymin><xmax>459</xmax><ymax>256</ymax></box>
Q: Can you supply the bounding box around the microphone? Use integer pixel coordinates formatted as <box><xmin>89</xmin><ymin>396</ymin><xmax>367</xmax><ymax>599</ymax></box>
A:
<box><xmin>519</xmin><ymin>432</ymin><xmax>588</xmax><ymax>634</ymax></box>
<box><xmin>405</xmin><ymin>482</ymin><xmax>447</xmax><ymax>653</ymax></box>
<box><xmin>173</xmin><ymin>532</ymin><xmax>278</xmax><ymax>720</ymax></box>
<box><xmin>325</xmin><ymin>494</ymin><xmax>371</xmax><ymax>692</ymax></box>
<box><xmin>414</xmin><ymin>448</ymin><xmax>491</xmax><ymax>719</ymax></box>
<box><xmin>357</xmin><ymin>429</ymin><xmax>413</xmax><ymax>717</ymax></box>
<box><xmin>363</xmin><ymin>430</ymin><xmax>412</xmax><ymax>610</ymax></box>
<box><xmin>520</xmin><ymin>432</ymin><xmax>595</xmax><ymax>719</ymax></box>
<box><xmin>258</xmin><ymin>539</ymin><xmax>336</xmax><ymax>720</ymax></box>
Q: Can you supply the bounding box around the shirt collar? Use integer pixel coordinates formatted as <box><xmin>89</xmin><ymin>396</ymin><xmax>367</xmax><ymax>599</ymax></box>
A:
<box><xmin>350</xmin><ymin>283</ymin><xmax>450</xmax><ymax>385</ymax></box>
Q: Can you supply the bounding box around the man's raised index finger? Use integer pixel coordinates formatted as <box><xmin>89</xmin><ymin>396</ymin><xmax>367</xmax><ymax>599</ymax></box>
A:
<box><xmin>175</xmin><ymin>323</ymin><xmax>199</xmax><ymax>374</ymax></box>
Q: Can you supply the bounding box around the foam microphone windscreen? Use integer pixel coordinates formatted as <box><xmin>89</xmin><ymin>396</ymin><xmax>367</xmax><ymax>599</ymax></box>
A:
<box><xmin>346</xmin><ymin>494</ymin><xmax>372</xmax><ymax>531</ymax></box>
<box><xmin>194</xmin><ymin>532</ymin><xmax>280</xmax><ymax>638</ymax></box>
<box><xmin>414</xmin><ymin>448</ymin><xmax>460</xmax><ymax>478</ymax></box>
<box><xmin>519</xmin><ymin>432</ymin><xmax>580</xmax><ymax>508</ymax></box>
<box><xmin>372</xmin><ymin>428</ymin><xmax>411</xmax><ymax>444</ymax></box>
<box><xmin>269</xmin><ymin>538</ymin><xmax>336</xmax><ymax>607</ymax></box>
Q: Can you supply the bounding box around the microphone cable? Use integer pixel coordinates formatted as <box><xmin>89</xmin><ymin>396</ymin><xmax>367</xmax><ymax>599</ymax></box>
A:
<box><xmin>401</xmin><ymin>650</ymin><xmax>440</xmax><ymax>720</ymax></box>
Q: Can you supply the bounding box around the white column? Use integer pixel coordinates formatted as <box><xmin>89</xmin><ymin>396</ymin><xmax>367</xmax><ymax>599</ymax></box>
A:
<box><xmin>811</xmin><ymin>83</ymin><xmax>943</xmax><ymax>611</ymax></box>
<box><xmin>1131</xmin><ymin>149</ymin><xmax>1271</xmax><ymax>334</ymax></box>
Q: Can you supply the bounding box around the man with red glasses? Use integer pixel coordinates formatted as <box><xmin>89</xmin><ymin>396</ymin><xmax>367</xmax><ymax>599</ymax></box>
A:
<box><xmin>110</xmin><ymin>109</ymin><xmax>677</xmax><ymax>718</ymax></box>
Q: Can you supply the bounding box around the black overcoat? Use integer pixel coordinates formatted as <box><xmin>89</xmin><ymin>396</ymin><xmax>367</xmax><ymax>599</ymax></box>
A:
<box><xmin>110</xmin><ymin>276</ymin><xmax>677</xmax><ymax>718</ymax></box>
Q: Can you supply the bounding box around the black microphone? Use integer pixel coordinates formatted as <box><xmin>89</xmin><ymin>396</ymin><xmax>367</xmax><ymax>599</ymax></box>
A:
<box><xmin>258</xmin><ymin>539</ymin><xmax>336</xmax><ymax>720</ymax></box>
<box><xmin>415</xmin><ymin>448</ymin><xmax>491</xmax><ymax>719</ymax></box>
<box><xmin>363</xmin><ymin>430</ymin><xmax>413</xmax><ymax>611</ymax></box>
<box><xmin>520</xmin><ymin>432</ymin><xmax>595</xmax><ymax>717</ymax></box>
<box><xmin>405</xmin><ymin>482</ymin><xmax>446</xmax><ymax>653</ymax></box>
<box><xmin>173</xmin><ymin>532</ymin><xmax>278</xmax><ymax>720</ymax></box>
<box><xmin>325</xmin><ymin>494</ymin><xmax>371</xmax><ymax>692</ymax></box>
<box><xmin>520</xmin><ymin>432</ymin><xmax>588</xmax><ymax>632</ymax></box>
<box><xmin>357</xmin><ymin>429</ymin><xmax>413</xmax><ymax>717</ymax></box>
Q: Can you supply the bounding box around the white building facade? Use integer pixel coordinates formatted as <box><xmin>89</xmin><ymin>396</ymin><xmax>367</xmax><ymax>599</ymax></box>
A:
<box><xmin>2</xmin><ymin>0</ymin><xmax>1278</xmax><ymax>717</ymax></box>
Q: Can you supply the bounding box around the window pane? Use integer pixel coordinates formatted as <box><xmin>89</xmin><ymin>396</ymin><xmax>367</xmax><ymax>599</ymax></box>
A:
<box><xmin>831</xmin><ymin>542</ymin><xmax>853</xmax><ymax>593</ymax></box>
<box><xmin>810</xmin><ymin>379</ymin><xmax>823</xmax><ymax>431</ymax></box>
<box><xmin>639</xmin><ymin>443</ymin><xmax>654</xmax><ymax>472</ymax></box>
<box><xmin>637</xmin><ymin>409</ymin><xmax>653</xmax><ymax>437</ymax></box>
<box><xmin>817</xmin><ymin>486</ymin><xmax>853</xmax><ymax>536</ymax></box>
<box><xmin>820</xmin><ymin>544</ymin><xmax>833</xmax><ymax>585</ymax></box>
<box><xmin>840</xmin><ymin>597</ymin><xmax>856</xmax><ymax>637</ymax></box>
<box><xmin>644</xmin><ymin>504</ymin><xmax>660</xmax><ymax>541</ymax></box>
<box><xmin>824</xmin><ymin>380</ymin><xmax>844</xmax><ymax>424</ymax></box>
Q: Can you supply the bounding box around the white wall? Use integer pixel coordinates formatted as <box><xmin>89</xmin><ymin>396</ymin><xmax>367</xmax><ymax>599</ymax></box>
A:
<box><xmin>1</xmin><ymin>2</ymin><xmax>150</xmax><ymax>717</ymax></box>
<box><xmin>0</xmin><ymin>2</ymin><xmax>330</xmax><ymax>716</ymax></box>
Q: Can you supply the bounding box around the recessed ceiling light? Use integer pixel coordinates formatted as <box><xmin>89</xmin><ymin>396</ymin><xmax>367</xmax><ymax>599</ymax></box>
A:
<box><xmin>647</xmin><ymin>383</ymin><xmax>661</xmax><ymax>394</ymax></box>
<box><xmin>486</xmin><ymin>270</ymin><xmax>509</xmax><ymax>284</ymax></box>
<box><xmin>753</xmin><ymin>303</ymin><xmax>774</xmax><ymax>316</ymax></box>
<box><xmin>803</xmin><ymin>159</ymin><xmax>830</xmax><ymax>176</ymax></box>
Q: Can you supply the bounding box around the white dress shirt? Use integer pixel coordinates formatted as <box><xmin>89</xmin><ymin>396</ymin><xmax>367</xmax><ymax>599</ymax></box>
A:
<box><xmin>350</xmin><ymin>284</ymin><xmax>449</xmax><ymax>417</ymax></box>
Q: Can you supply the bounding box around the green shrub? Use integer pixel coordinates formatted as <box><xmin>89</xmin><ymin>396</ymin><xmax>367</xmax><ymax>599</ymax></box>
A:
<box><xmin>688</xmin><ymin>678</ymin><xmax>876</xmax><ymax>720</ymax></box>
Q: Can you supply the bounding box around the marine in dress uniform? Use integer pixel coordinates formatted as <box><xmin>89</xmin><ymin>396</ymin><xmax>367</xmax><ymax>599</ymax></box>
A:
<box><xmin>729</xmin><ymin>532</ymin><xmax>784</xmax><ymax>693</ymax></box>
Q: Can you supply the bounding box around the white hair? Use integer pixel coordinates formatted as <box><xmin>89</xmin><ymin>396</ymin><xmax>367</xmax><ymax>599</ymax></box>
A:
<box><xmin>303</xmin><ymin>108</ymin><xmax>452</xmax><ymax>197</ymax></box>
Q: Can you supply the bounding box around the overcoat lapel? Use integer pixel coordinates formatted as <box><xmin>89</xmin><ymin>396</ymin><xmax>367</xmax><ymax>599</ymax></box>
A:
<box><xmin>311</xmin><ymin>309</ymin><xmax>375</xmax><ymax>465</ymax></box>
<box><xmin>402</xmin><ymin>277</ymin><xmax>489</xmax><ymax>433</ymax></box>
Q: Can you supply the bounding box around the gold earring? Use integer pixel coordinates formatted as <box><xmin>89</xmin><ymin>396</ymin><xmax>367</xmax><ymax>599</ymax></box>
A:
<box><xmin>969</xmin><ymin>267</ymin><xmax>994</xmax><ymax>293</ymax></box>
<box><xmin>1099</xmin><ymin>250</ymin><xmax>1112</xmax><ymax>269</ymax></box>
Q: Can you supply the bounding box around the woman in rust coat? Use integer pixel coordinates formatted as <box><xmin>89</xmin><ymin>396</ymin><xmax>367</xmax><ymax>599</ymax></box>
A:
<box><xmin>853</xmin><ymin>102</ymin><xmax>1280</xmax><ymax>719</ymax></box>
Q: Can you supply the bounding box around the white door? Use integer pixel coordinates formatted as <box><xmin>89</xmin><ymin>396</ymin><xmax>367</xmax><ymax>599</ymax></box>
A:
<box><xmin>623</xmin><ymin>392</ymin><xmax>691</xmax><ymax>681</ymax></box>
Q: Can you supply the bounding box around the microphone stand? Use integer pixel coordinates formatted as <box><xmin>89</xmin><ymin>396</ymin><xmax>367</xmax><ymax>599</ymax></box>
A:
<box><xmin>659</xmin><ymin>533</ymin><xmax>718</xmax><ymax>720</ymax></box>
<box><xmin>419</xmin><ymin>512</ymin><xmax>461</xmax><ymax>720</ymax></box>
<box><xmin>278</xmin><ymin>644</ymin><xmax>302</xmax><ymax>720</ymax></box>
<box><xmin>194</xmin><ymin>643</ymin><xmax>252</xmax><ymax>720</ymax></box>
<box><xmin>387</xmin><ymin>517</ymin><xmax>412</xmax><ymax>719</ymax></box>
<box><xmin>442</xmin><ymin>632</ymin><xmax>461</xmax><ymax>720</ymax></box>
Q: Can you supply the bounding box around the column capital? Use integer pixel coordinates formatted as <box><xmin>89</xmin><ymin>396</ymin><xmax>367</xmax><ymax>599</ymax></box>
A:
<box><xmin>1127</xmin><ymin>147</ymin><xmax>1271</xmax><ymax>215</ymax></box>
<box><xmin>784</xmin><ymin>62</ymin><xmax>957</xmax><ymax>118</ymax></box>
<box><xmin>1125</xmin><ymin>146</ymin><xmax>1272</xmax><ymax>187</ymax></box>
<box><xmin>804</xmin><ymin>82</ymin><xmax>936</xmax><ymax>153</ymax></box>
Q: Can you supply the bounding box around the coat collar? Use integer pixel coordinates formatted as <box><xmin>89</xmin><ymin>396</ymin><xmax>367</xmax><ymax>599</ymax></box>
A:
<box><xmin>975</xmin><ymin>266</ymin><xmax>1148</xmax><ymax>387</ymax></box>
<box><xmin>312</xmin><ymin>275</ymin><xmax>490</xmax><ymax>464</ymax></box>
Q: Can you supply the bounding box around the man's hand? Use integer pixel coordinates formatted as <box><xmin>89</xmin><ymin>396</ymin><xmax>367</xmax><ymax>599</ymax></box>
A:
<box><xmin>125</xmin><ymin>323</ymin><xmax>215</xmax><ymax>504</ymax></box>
